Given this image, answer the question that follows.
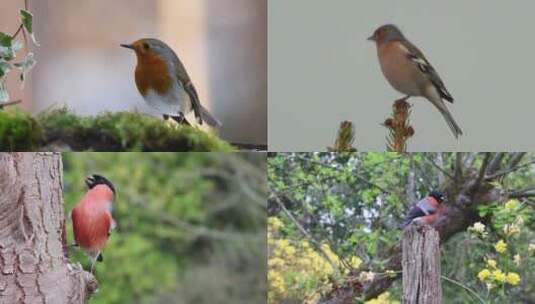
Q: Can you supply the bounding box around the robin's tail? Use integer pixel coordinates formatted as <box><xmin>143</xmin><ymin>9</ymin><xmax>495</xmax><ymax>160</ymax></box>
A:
<box><xmin>200</xmin><ymin>106</ymin><xmax>222</xmax><ymax>128</ymax></box>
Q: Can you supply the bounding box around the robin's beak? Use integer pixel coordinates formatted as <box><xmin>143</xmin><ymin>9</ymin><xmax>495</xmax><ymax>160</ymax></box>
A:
<box><xmin>367</xmin><ymin>34</ymin><xmax>376</xmax><ymax>42</ymax></box>
<box><xmin>120</xmin><ymin>44</ymin><xmax>135</xmax><ymax>50</ymax></box>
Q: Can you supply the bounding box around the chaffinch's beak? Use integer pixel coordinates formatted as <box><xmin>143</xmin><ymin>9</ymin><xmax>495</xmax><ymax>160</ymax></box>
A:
<box><xmin>120</xmin><ymin>44</ymin><xmax>135</xmax><ymax>50</ymax></box>
<box><xmin>367</xmin><ymin>34</ymin><xmax>376</xmax><ymax>42</ymax></box>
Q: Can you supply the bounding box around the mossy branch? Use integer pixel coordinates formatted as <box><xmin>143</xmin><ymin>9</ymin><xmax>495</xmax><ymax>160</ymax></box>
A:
<box><xmin>0</xmin><ymin>107</ymin><xmax>233</xmax><ymax>152</ymax></box>
<box><xmin>384</xmin><ymin>99</ymin><xmax>414</xmax><ymax>152</ymax></box>
<box><xmin>328</xmin><ymin>121</ymin><xmax>357</xmax><ymax>152</ymax></box>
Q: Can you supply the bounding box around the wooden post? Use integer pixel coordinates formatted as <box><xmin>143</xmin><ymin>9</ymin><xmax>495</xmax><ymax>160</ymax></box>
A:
<box><xmin>402</xmin><ymin>225</ymin><xmax>442</xmax><ymax>304</ymax></box>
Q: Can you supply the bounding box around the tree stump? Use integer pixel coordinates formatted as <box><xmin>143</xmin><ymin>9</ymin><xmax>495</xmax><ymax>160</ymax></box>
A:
<box><xmin>0</xmin><ymin>153</ymin><xmax>97</xmax><ymax>304</ymax></box>
<box><xmin>402</xmin><ymin>225</ymin><xmax>442</xmax><ymax>304</ymax></box>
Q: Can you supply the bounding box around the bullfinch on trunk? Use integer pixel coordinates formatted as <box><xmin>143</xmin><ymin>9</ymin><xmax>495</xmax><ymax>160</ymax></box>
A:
<box><xmin>401</xmin><ymin>191</ymin><xmax>444</xmax><ymax>229</ymax></box>
<box><xmin>71</xmin><ymin>174</ymin><xmax>116</xmax><ymax>273</ymax></box>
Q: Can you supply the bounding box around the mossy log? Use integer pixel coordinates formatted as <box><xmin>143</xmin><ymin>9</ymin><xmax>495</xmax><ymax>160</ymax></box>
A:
<box><xmin>0</xmin><ymin>107</ymin><xmax>234</xmax><ymax>152</ymax></box>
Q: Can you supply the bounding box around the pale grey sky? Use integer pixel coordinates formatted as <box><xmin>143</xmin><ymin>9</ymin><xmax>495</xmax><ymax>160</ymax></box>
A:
<box><xmin>269</xmin><ymin>0</ymin><xmax>535</xmax><ymax>151</ymax></box>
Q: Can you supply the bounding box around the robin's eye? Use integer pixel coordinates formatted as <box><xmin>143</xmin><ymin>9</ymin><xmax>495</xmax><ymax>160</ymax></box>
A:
<box><xmin>143</xmin><ymin>43</ymin><xmax>150</xmax><ymax>50</ymax></box>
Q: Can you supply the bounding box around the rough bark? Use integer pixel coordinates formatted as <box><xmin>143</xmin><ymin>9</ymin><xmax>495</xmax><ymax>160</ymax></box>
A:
<box><xmin>0</xmin><ymin>153</ymin><xmax>97</xmax><ymax>304</ymax></box>
<box><xmin>402</xmin><ymin>225</ymin><xmax>442</xmax><ymax>304</ymax></box>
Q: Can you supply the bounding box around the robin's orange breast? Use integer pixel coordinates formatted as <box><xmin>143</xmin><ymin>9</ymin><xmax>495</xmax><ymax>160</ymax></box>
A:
<box><xmin>135</xmin><ymin>52</ymin><xmax>173</xmax><ymax>96</ymax></box>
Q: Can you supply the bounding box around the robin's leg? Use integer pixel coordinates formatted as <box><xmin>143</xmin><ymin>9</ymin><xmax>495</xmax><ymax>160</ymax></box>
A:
<box><xmin>171</xmin><ymin>113</ymin><xmax>191</xmax><ymax>126</ymax></box>
<box><xmin>163</xmin><ymin>114</ymin><xmax>180</xmax><ymax>128</ymax></box>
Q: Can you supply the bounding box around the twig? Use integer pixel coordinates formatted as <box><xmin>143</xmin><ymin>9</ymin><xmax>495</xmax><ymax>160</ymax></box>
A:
<box><xmin>328</xmin><ymin>121</ymin><xmax>357</xmax><ymax>152</ymax></box>
<box><xmin>272</xmin><ymin>195</ymin><xmax>340</xmax><ymax>273</ymax></box>
<box><xmin>441</xmin><ymin>275</ymin><xmax>486</xmax><ymax>304</ymax></box>
<box><xmin>0</xmin><ymin>100</ymin><xmax>22</xmax><ymax>109</ymax></box>
<box><xmin>473</xmin><ymin>153</ymin><xmax>492</xmax><ymax>191</ymax></box>
<box><xmin>423</xmin><ymin>153</ymin><xmax>455</xmax><ymax>181</ymax></box>
<box><xmin>384</xmin><ymin>98</ymin><xmax>414</xmax><ymax>152</ymax></box>
<box><xmin>12</xmin><ymin>24</ymin><xmax>23</xmax><ymax>39</ymax></box>
<box><xmin>485</xmin><ymin>159</ymin><xmax>535</xmax><ymax>180</ymax></box>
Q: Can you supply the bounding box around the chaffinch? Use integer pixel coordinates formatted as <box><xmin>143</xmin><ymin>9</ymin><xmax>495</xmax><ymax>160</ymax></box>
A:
<box><xmin>368</xmin><ymin>24</ymin><xmax>462</xmax><ymax>138</ymax></box>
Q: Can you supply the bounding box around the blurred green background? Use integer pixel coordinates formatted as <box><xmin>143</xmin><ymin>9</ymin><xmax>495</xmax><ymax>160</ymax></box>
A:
<box><xmin>62</xmin><ymin>152</ymin><xmax>267</xmax><ymax>304</ymax></box>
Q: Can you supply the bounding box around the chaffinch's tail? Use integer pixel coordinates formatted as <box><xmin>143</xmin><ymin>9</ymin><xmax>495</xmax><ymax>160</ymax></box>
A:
<box><xmin>428</xmin><ymin>96</ymin><xmax>463</xmax><ymax>138</ymax></box>
<box><xmin>437</xmin><ymin>105</ymin><xmax>463</xmax><ymax>138</ymax></box>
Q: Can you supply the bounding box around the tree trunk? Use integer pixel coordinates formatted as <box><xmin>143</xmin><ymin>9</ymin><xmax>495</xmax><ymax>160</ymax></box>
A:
<box><xmin>0</xmin><ymin>153</ymin><xmax>97</xmax><ymax>304</ymax></box>
<box><xmin>402</xmin><ymin>225</ymin><xmax>442</xmax><ymax>304</ymax></box>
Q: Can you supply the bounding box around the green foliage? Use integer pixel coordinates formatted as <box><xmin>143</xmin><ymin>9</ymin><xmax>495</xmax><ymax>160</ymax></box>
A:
<box><xmin>0</xmin><ymin>107</ymin><xmax>40</xmax><ymax>150</ymax></box>
<box><xmin>0</xmin><ymin>8</ymin><xmax>37</xmax><ymax>102</ymax></box>
<box><xmin>268</xmin><ymin>153</ymin><xmax>535</xmax><ymax>302</ymax></box>
<box><xmin>0</xmin><ymin>107</ymin><xmax>233</xmax><ymax>151</ymax></box>
<box><xmin>63</xmin><ymin>153</ymin><xmax>267</xmax><ymax>304</ymax></box>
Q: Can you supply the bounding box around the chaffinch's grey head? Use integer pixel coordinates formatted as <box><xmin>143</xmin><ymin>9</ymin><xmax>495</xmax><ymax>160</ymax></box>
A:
<box><xmin>367</xmin><ymin>24</ymin><xmax>405</xmax><ymax>44</ymax></box>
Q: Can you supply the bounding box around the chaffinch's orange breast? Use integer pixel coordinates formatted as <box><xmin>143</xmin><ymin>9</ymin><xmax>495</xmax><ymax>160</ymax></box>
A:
<box><xmin>135</xmin><ymin>52</ymin><xmax>173</xmax><ymax>96</ymax></box>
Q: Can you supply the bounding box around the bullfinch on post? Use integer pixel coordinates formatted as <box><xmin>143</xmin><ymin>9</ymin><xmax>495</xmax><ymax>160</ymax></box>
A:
<box><xmin>71</xmin><ymin>174</ymin><xmax>116</xmax><ymax>273</ymax></box>
<box><xmin>401</xmin><ymin>191</ymin><xmax>445</xmax><ymax>229</ymax></box>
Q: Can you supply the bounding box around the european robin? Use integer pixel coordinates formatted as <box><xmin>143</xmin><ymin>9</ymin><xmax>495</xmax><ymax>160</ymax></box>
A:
<box><xmin>121</xmin><ymin>38</ymin><xmax>222</xmax><ymax>127</ymax></box>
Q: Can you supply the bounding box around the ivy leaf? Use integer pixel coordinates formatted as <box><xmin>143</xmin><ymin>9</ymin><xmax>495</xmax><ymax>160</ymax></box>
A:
<box><xmin>0</xmin><ymin>32</ymin><xmax>12</xmax><ymax>47</ymax></box>
<box><xmin>14</xmin><ymin>52</ymin><xmax>36</xmax><ymax>84</ymax></box>
<box><xmin>0</xmin><ymin>32</ymin><xmax>14</xmax><ymax>60</ymax></box>
<box><xmin>0</xmin><ymin>60</ymin><xmax>12</xmax><ymax>79</ymax></box>
<box><xmin>20</xmin><ymin>10</ymin><xmax>39</xmax><ymax>46</ymax></box>
<box><xmin>0</xmin><ymin>83</ymin><xmax>9</xmax><ymax>102</ymax></box>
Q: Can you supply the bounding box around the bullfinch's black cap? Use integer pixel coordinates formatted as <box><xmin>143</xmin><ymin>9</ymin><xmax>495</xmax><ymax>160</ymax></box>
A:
<box><xmin>85</xmin><ymin>174</ymin><xmax>116</xmax><ymax>194</ymax></box>
<box><xmin>429</xmin><ymin>191</ymin><xmax>445</xmax><ymax>203</ymax></box>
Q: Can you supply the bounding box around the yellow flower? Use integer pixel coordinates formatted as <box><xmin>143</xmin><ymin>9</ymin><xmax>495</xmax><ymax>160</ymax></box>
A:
<box><xmin>350</xmin><ymin>256</ymin><xmax>362</xmax><ymax>268</ymax></box>
<box><xmin>472</xmin><ymin>222</ymin><xmax>486</xmax><ymax>233</ymax></box>
<box><xmin>506</xmin><ymin>272</ymin><xmax>520</xmax><ymax>285</ymax></box>
<box><xmin>468</xmin><ymin>222</ymin><xmax>488</xmax><ymax>237</ymax></box>
<box><xmin>492</xmin><ymin>269</ymin><xmax>506</xmax><ymax>282</ymax></box>
<box><xmin>486</xmin><ymin>259</ymin><xmax>497</xmax><ymax>269</ymax></box>
<box><xmin>268</xmin><ymin>217</ymin><xmax>284</xmax><ymax>232</ymax></box>
<box><xmin>477</xmin><ymin>269</ymin><xmax>491</xmax><ymax>281</ymax></box>
<box><xmin>359</xmin><ymin>271</ymin><xmax>376</xmax><ymax>282</ymax></box>
<box><xmin>529</xmin><ymin>244</ymin><xmax>535</xmax><ymax>254</ymax></box>
<box><xmin>495</xmin><ymin>240</ymin><xmax>507</xmax><ymax>253</ymax></box>
<box><xmin>385</xmin><ymin>270</ymin><xmax>397</xmax><ymax>278</ymax></box>
<box><xmin>505</xmin><ymin>199</ymin><xmax>519</xmax><ymax>210</ymax></box>
<box><xmin>365</xmin><ymin>292</ymin><xmax>400</xmax><ymax>304</ymax></box>
<box><xmin>514</xmin><ymin>254</ymin><xmax>521</xmax><ymax>266</ymax></box>
<box><xmin>503</xmin><ymin>224</ymin><xmax>520</xmax><ymax>236</ymax></box>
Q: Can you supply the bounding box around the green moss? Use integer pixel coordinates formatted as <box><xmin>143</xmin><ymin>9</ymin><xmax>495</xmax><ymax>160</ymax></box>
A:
<box><xmin>0</xmin><ymin>108</ymin><xmax>41</xmax><ymax>151</ymax></box>
<box><xmin>0</xmin><ymin>107</ymin><xmax>233</xmax><ymax>152</ymax></box>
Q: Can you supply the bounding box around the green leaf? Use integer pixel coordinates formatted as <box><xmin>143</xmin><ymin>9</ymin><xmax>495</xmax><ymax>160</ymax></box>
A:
<box><xmin>20</xmin><ymin>10</ymin><xmax>39</xmax><ymax>46</ymax></box>
<box><xmin>0</xmin><ymin>60</ymin><xmax>11</xmax><ymax>78</ymax></box>
<box><xmin>0</xmin><ymin>33</ymin><xmax>14</xmax><ymax>61</ymax></box>
<box><xmin>20</xmin><ymin>10</ymin><xmax>33</xmax><ymax>34</ymax></box>
<box><xmin>0</xmin><ymin>83</ymin><xmax>9</xmax><ymax>102</ymax></box>
<box><xmin>14</xmin><ymin>52</ymin><xmax>36</xmax><ymax>83</ymax></box>
<box><xmin>0</xmin><ymin>32</ymin><xmax>12</xmax><ymax>47</ymax></box>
